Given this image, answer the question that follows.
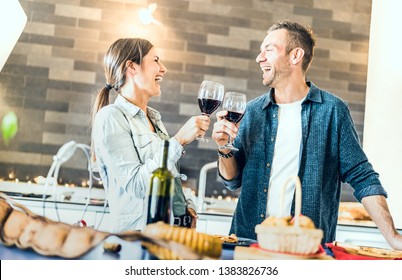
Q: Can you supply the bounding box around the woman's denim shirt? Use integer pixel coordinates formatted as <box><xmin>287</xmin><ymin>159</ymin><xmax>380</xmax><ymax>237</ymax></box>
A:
<box><xmin>221</xmin><ymin>81</ymin><xmax>387</xmax><ymax>245</ymax></box>
<box><xmin>92</xmin><ymin>95</ymin><xmax>192</xmax><ymax>233</ymax></box>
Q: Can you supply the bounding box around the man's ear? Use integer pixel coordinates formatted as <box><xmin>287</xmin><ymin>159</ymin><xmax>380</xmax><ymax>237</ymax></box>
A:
<box><xmin>290</xmin><ymin>48</ymin><xmax>305</xmax><ymax>65</ymax></box>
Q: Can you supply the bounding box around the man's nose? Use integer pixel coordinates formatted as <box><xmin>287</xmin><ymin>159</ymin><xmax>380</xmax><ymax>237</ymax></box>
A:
<box><xmin>256</xmin><ymin>51</ymin><xmax>265</xmax><ymax>63</ymax></box>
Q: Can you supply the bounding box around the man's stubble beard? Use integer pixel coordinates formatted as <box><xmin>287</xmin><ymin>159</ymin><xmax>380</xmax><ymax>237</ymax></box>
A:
<box><xmin>263</xmin><ymin>62</ymin><xmax>291</xmax><ymax>88</ymax></box>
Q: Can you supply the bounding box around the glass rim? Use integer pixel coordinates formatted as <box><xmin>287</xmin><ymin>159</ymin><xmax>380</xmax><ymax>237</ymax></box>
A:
<box><xmin>200</xmin><ymin>80</ymin><xmax>224</xmax><ymax>88</ymax></box>
<box><xmin>224</xmin><ymin>91</ymin><xmax>247</xmax><ymax>96</ymax></box>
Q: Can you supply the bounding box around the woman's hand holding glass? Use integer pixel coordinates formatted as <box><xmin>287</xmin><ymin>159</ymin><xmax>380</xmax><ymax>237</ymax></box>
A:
<box><xmin>196</xmin><ymin>80</ymin><xmax>224</xmax><ymax>142</ymax></box>
<box><xmin>174</xmin><ymin>115</ymin><xmax>210</xmax><ymax>146</ymax></box>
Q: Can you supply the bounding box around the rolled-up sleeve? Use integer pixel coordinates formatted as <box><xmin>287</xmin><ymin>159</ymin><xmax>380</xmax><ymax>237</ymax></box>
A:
<box><xmin>354</xmin><ymin>184</ymin><xmax>388</xmax><ymax>202</ymax></box>
<box><xmin>338</xmin><ymin>106</ymin><xmax>388</xmax><ymax>202</ymax></box>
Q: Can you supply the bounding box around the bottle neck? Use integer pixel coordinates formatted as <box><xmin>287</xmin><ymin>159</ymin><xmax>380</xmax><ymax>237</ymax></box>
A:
<box><xmin>161</xmin><ymin>140</ymin><xmax>169</xmax><ymax>169</ymax></box>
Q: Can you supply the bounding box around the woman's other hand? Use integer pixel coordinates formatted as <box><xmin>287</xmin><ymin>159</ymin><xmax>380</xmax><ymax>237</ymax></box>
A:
<box><xmin>186</xmin><ymin>207</ymin><xmax>198</xmax><ymax>229</ymax></box>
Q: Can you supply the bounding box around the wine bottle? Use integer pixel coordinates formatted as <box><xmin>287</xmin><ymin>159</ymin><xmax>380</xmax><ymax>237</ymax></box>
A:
<box><xmin>146</xmin><ymin>140</ymin><xmax>174</xmax><ymax>225</ymax></box>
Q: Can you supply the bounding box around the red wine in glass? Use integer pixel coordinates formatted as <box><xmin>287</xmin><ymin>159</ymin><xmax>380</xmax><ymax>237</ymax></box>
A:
<box><xmin>198</xmin><ymin>98</ymin><xmax>222</xmax><ymax>116</ymax></box>
<box><xmin>196</xmin><ymin>81</ymin><xmax>224</xmax><ymax>141</ymax></box>
<box><xmin>219</xmin><ymin>92</ymin><xmax>247</xmax><ymax>151</ymax></box>
<box><xmin>224</xmin><ymin>111</ymin><xmax>244</xmax><ymax>124</ymax></box>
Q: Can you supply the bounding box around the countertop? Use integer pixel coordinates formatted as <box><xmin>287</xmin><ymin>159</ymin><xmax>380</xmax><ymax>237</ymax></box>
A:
<box><xmin>0</xmin><ymin>235</ymin><xmax>234</xmax><ymax>260</ymax></box>
<box><xmin>0</xmin><ymin>181</ymin><xmax>106</xmax><ymax>206</ymax></box>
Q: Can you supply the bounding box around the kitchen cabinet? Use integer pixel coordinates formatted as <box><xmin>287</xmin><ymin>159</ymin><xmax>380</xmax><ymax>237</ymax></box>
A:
<box><xmin>335</xmin><ymin>223</ymin><xmax>399</xmax><ymax>249</ymax></box>
<box><xmin>197</xmin><ymin>213</ymin><xmax>232</xmax><ymax>235</ymax></box>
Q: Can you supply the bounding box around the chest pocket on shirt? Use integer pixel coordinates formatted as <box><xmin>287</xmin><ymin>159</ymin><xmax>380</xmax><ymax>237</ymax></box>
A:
<box><xmin>131</xmin><ymin>133</ymin><xmax>153</xmax><ymax>162</ymax></box>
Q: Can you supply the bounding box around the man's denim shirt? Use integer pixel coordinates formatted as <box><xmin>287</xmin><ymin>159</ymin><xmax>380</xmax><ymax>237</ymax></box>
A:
<box><xmin>220</xmin><ymin>81</ymin><xmax>387</xmax><ymax>245</ymax></box>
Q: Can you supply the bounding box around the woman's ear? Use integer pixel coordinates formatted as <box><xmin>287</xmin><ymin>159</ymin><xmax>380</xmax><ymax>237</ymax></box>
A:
<box><xmin>126</xmin><ymin>60</ymin><xmax>139</xmax><ymax>74</ymax></box>
<box><xmin>290</xmin><ymin>48</ymin><xmax>305</xmax><ymax>65</ymax></box>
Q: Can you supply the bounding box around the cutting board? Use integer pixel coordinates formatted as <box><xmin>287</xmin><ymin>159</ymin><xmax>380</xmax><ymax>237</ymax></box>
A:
<box><xmin>233</xmin><ymin>246</ymin><xmax>333</xmax><ymax>260</ymax></box>
<box><xmin>329</xmin><ymin>241</ymin><xmax>402</xmax><ymax>259</ymax></box>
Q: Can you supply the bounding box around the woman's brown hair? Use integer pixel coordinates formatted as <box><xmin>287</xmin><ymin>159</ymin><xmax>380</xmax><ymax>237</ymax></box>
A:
<box><xmin>90</xmin><ymin>38</ymin><xmax>153</xmax><ymax>159</ymax></box>
<box><xmin>91</xmin><ymin>38</ymin><xmax>153</xmax><ymax>121</ymax></box>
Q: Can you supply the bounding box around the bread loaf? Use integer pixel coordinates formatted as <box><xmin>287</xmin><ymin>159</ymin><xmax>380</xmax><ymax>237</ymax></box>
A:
<box><xmin>338</xmin><ymin>202</ymin><xmax>371</xmax><ymax>221</ymax></box>
<box><xmin>142</xmin><ymin>221</ymin><xmax>222</xmax><ymax>260</ymax></box>
<box><xmin>0</xmin><ymin>193</ymin><xmax>109</xmax><ymax>258</ymax></box>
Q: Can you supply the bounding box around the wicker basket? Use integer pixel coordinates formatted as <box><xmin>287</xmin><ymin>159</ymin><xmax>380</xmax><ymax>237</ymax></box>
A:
<box><xmin>255</xmin><ymin>176</ymin><xmax>323</xmax><ymax>255</ymax></box>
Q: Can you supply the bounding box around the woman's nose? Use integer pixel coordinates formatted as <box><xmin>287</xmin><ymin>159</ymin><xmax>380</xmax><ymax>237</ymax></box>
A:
<box><xmin>160</xmin><ymin>63</ymin><xmax>167</xmax><ymax>73</ymax></box>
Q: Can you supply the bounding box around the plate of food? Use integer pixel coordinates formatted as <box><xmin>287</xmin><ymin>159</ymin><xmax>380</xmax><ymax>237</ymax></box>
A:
<box><xmin>213</xmin><ymin>234</ymin><xmax>257</xmax><ymax>249</ymax></box>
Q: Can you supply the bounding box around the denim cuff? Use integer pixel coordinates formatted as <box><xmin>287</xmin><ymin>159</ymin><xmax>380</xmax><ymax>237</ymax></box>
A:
<box><xmin>217</xmin><ymin>160</ymin><xmax>242</xmax><ymax>190</ymax></box>
<box><xmin>354</xmin><ymin>184</ymin><xmax>388</xmax><ymax>202</ymax></box>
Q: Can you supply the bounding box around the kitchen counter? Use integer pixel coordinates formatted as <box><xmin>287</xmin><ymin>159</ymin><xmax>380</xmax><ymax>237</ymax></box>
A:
<box><xmin>336</xmin><ymin>223</ymin><xmax>402</xmax><ymax>249</ymax></box>
<box><xmin>2</xmin><ymin>181</ymin><xmax>399</xmax><ymax>250</ymax></box>
<box><xmin>0</xmin><ymin>180</ymin><xmax>106</xmax><ymax>205</ymax></box>
<box><xmin>0</xmin><ymin>235</ymin><xmax>234</xmax><ymax>260</ymax></box>
<box><xmin>0</xmin><ymin>236</ymin><xmax>142</xmax><ymax>260</ymax></box>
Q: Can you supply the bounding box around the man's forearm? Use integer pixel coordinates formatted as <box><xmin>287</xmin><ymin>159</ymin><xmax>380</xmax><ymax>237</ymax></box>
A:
<box><xmin>361</xmin><ymin>195</ymin><xmax>398</xmax><ymax>243</ymax></box>
<box><xmin>218</xmin><ymin>157</ymin><xmax>238</xmax><ymax>180</ymax></box>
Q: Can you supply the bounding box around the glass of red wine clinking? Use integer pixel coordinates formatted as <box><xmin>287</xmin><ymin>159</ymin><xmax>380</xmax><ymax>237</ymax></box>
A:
<box><xmin>197</xmin><ymin>80</ymin><xmax>225</xmax><ymax>142</ymax></box>
<box><xmin>218</xmin><ymin>92</ymin><xmax>247</xmax><ymax>151</ymax></box>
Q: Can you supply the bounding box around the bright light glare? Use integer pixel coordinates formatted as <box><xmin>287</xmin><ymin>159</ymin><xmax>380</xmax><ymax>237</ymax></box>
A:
<box><xmin>0</xmin><ymin>0</ymin><xmax>27</xmax><ymax>72</ymax></box>
<box><xmin>138</xmin><ymin>3</ymin><xmax>161</xmax><ymax>25</ymax></box>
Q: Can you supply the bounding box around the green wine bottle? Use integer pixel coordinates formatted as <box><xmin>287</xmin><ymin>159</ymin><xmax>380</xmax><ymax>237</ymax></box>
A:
<box><xmin>146</xmin><ymin>140</ymin><xmax>174</xmax><ymax>225</ymax></box>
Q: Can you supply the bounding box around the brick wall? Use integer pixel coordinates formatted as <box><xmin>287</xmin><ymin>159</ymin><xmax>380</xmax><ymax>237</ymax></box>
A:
<box><xmin>0</xmin><ymin>0</ymin><xmax>372</xmax><ymax>197</ymax></box>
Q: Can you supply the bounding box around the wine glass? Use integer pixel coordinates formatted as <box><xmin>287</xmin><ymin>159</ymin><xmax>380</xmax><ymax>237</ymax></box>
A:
<box><xmin>197</xmin><ymin>80</ymin><xmax>225</xmax><ymax>141</ymax></box>
<box><xmin>218</xmin><ymin>92</ymin><xmax>247</xmax><ymax>151</ymax></box>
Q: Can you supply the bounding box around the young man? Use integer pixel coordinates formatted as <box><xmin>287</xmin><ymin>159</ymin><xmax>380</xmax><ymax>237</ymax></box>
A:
<box><xmin>212</xmin><ymin>21</ymin><xmax>402</xmax><ymax>249</ymax></box>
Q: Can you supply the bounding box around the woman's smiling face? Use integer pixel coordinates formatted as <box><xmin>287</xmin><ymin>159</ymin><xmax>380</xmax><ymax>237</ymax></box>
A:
<box><xmin>134</xmin><ymin>46</ymin><xmax>167</xmax><ymax>97</ymax></box>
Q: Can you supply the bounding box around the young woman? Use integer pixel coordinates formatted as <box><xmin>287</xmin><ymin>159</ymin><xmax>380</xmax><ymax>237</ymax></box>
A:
<box><xmin>91</xmin><ymin>38</ymin><xmax>209</xmax><ymax>233</ymax></box>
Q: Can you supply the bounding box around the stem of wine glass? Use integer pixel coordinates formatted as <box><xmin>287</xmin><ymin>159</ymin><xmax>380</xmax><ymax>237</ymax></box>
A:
<box><xmin>222</xmin><ymin>134</ymin><xmax>238</xmax><ymax>151</ymax></box>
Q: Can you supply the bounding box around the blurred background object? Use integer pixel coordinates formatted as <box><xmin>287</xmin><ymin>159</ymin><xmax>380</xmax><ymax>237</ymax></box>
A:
<box><xmin>1</xmin><ymin>111</ymin><xmax>19</xmax><ymax>145</ymax></box>
<box><xmin>363</xmin><ymin>0</ymin><xmax>402</xmax><ymax>228</ymax></box>
<box><xmin>0</xmin><ymin>0</ymin><xmax>26</xmax><ymax>146</ymax></box>
<box><xmin>0</xmin><ymin>0</ymin><xmax>27</xmax><ymax>71</ymax></box>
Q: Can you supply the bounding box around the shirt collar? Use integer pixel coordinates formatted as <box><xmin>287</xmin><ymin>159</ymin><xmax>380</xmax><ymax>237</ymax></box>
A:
<box><xmin>261</xmin><ymin>81</ymin><xmax>322</xmax><ymax>109</ymax></box>
<box><xmin>304</xmin><ymin>81</ymin><xmax>322</xmax><ymax>104</ymax></box>
<box><xmin>114</xmin><ymin>94</ymin><xmax>162</xmax><ymax>121</ymax></box>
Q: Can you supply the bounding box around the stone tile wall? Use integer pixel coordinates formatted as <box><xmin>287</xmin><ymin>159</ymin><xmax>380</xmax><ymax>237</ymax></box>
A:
<box><xmin>0</xmin><ymin>0</ymin><xmax>372</xmax><ymax>197</ymax></box>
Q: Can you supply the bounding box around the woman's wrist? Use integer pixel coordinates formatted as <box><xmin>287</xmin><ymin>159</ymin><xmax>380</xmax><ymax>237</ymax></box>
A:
<box><xmin>173</xmin><ymin>135</ymin><xmax>186</xmax><ymax>147</ymax></box>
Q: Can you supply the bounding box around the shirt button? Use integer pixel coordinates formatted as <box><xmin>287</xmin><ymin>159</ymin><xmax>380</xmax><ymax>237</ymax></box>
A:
<box><xmin>271</xmin><ymin>137</ymin><xmax>275</xmax><ymax>142</ymax></box>
<box><xmin>264</xmin><ymin>188</ymin><xmax>267</xmax><ymax>193</ymax></box>
<box><xmin>272</xmin><ymin>114</ymin><xmax>276</xmax><ymax>118</ymax></box>
<box><xmin>260</xmin><ymin>214</ymin><xmax>265</xmax><ymax>218</ymax></box>
<box><xmin>266</xmin><ymin>162</ymin><xmax>271</xmax><ymax>167</ymax></box>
